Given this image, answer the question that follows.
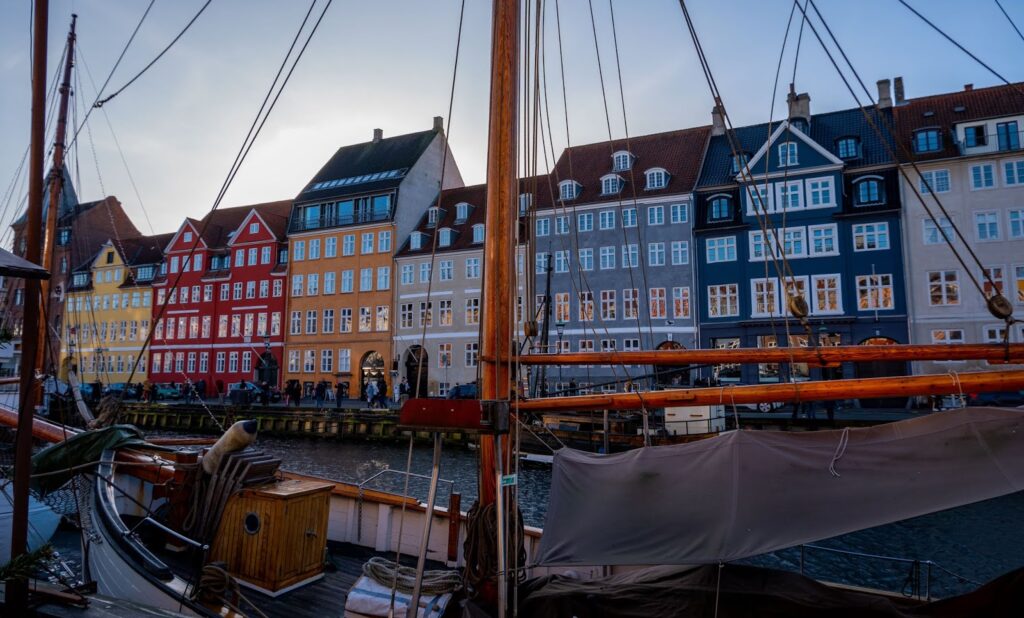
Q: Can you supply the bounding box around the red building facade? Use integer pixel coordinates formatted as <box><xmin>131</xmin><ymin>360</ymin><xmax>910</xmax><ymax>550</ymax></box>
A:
<box><xmin>148</xmin><ymin>202</ymin><xmax>291</xmax><ymax>395</ymax></box>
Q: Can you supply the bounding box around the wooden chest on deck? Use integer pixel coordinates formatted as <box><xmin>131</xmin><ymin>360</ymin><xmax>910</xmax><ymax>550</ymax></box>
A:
<box><xmin>210</xmin><ymin>478</ymin><xmax>333</xmax><ymax>595</ymax></box>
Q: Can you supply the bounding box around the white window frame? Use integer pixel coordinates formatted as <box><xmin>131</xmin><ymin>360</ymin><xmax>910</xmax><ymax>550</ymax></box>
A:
<box><xmin>750</xmin><ymin>277</ymin><xmax>781</xmax><ymax>318</ymax></box>
<box><xmin>970</xmin><ymin>163</ymin><xmax>996</xmax><ymax>190</ymax></box>
<box><xmin>810</xmin><ymin>273</ymin><xmax>843</xmax><ymax>315</ymax></box>
<box><xmin>852</xmin><ymin>222</ymin><xmax>890</xmax><ymax>252</ymax></box>
<box><xmin>975</xmin><ymin>210</ymin><xmax>1000</xmax><ymax>242</ymax></box>
<box><xmin>808</xmin><ymin>223</ymin><xmax>839</xmax><ymax>257</ymax></box>
<box><xmin>919</xmin><ymin>169</ymin><xmax>951</xmax><ymax>194</ymax></box>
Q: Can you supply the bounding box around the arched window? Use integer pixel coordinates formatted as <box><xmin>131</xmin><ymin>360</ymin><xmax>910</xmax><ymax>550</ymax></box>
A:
<box><xmin>612</xmin><ymin>150</ymin><xmax>633</xmax><ymax>171</ymax></box>
<box><xmin>645</xmin><ymin>168</ymin><xmax>669</xmax><ymax>190</ymax></box>
<box><xmin>708</xmin><ymin>195</ymin><xmax>732</xmax><ymax>222</ymax></box>
<box><xmin>559</xmin><ymin>180</ymin><xmax>581</xmax><ymax>201</ymax></box>
<box><xmin>455</xmin><ymin>202</ymin><xmax>471</xmax><ymax>222</ymax></box>
<box><xmin>600</xmin><ymin>174</ymin><xmax>624</xmax><ymax>195</ymax></box>
<box><xmin>836</xmin><ymin>137</ymin><xmax>860</xmax><ymax>159</ymax></box>
<box><xmin>472</xmin><ymin>224</ymin><xmax>485</xmax><ymax>243</ymax></box>
<box><xmin>854</xmin><ymin>177</ymin><xmax>884</xmax><ymax>205</ymax></box>
<box><xmin>438</xmin><ymin>228</ymin><xmax>453</xmax><ymax>247</ymax></box>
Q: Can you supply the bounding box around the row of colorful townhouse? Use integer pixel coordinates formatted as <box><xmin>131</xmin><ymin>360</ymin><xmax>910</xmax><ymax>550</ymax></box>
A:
<box><xmin>28</xmin><ymin>80</ymin><xmax>1023</xmax><ymax>400</ymax></box>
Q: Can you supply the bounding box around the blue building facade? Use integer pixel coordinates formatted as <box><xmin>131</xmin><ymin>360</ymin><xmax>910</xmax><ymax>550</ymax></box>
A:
<box><xmin>693</xmin><ymin>95</ymin><xmax>909</xmax><ymax>390</ymax></box>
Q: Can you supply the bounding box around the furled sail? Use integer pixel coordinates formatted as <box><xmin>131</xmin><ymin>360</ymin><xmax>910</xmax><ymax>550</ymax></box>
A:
<box><xmin>537</xmin><ymin>407</ymin><xmax>1024</xmax><ymax>565</ymax></box>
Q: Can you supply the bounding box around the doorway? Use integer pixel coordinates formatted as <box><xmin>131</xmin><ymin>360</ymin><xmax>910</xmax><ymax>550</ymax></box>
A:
<box><xmin>360</xmin><ymin>351</ymin><xmax>386</xmax><ymax>399</ymax></box>
<box><xmin>405</xmin><ymin>346</ymin><xmax>429</xmax><ymax>398</ymax></box>
<box><xmin>854</xmin><ymin>336</ymin><xmax>908</xmax><ymax>408</ymax></box>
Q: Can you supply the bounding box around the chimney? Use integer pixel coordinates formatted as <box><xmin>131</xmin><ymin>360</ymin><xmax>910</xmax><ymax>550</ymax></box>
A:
<box><xmin>876</xmin><ymin>79</ymin><xmax>892</xmax><ymax>109</ymax></box>
<box><xmin>964</xmin><ymin>83</ymin><xmax>973</xmax><ymax>92</ymax></box>
<box><xmin>372</xmin><ymin>128</ymin><xmax>383</xmax><ymax>143</ymax></box>
<box><xmin>786</xmin><ymin>84</ymin><xmax>811</xmax><ymax>129</ymax></box>
<box><xmin>711</xmin><ymin>105</ymin><xmax>726</xmax><ymax>136</ymax></box>
<box><xmin>894</xmin><ymin>76</ymin><xmax>905</xmax><ymax>105</ymax></box>
<box><xmin>433</xmin><ymin>115</ymin><xmax>444</xmax><ymax>132</ymax></box>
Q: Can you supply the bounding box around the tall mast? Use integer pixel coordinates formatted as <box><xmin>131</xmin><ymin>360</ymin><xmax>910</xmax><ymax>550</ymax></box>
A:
<box><xmin>9</xmin><ymin>0</ymin><xmax>50</xmax><ymax>611</ymax></box>
<box><xmin>38</xmin><ymin>13</ymin><xmax>77</xmax><ymax>376</ymax></box>
<box><xmin>479</xmin><ymin>0</ymin><xmax>518</xmax><ymax>504</ymax></box>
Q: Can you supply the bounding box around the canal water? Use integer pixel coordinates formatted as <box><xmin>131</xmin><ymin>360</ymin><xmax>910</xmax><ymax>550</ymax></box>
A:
<box><xmin>250</xmin><ymin>436</ymin><xmax>1024</xmax><ymax>599</ymax></box>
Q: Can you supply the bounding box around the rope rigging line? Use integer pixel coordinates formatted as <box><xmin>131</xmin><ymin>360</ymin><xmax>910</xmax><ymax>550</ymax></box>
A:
<box><xmin>994</xmin><ymin>0</ymin><xmax>1024</xmax><ymax>44</ymax></box>
<box><xmin>94</xmin><ymin>0</ymin><xmax>213</xmax><ymax>108</ymax></box>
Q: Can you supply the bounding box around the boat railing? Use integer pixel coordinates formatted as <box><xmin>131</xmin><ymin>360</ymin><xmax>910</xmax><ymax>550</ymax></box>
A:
<box><xmin>355</xmin><ymin>468</ymin><xmax>455</xmax><ymax>542</ymax></box>
<box><xmin>798</xmin><ymin>543</ymin><xmax>981</xmax><ymax>601</ymax></box>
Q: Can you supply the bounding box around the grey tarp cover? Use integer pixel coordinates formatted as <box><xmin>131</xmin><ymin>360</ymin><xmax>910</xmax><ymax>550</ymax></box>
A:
<box><xmin>537</xmin><ymin>407</ymin><xmax>1024</xmax><ymax>566</ymax></box>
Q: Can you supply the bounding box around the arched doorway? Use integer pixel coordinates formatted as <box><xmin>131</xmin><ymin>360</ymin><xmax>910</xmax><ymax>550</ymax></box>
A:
<box><xmin>854</xmin><ymin>336</ymin><xmax>907</xmax><ymax>408</ymax></box>
<box><xmin>360</xmin><ymin>351</ymin><xmax>386</xmax><ymax>399</ymax></box>
<box><xmin>257</xmin><ymin>352</ymin><xmax>278</xmax><ymax>388</ymax></box>
<box><xmin>405</xmin><ymin>346</ymin><xmax>429</xmax><ymax>398</ymax></box>
<box><xmin>654</xmin><ymin>341</ymin><xmax>688</xmax><ymax>387</ymax></box>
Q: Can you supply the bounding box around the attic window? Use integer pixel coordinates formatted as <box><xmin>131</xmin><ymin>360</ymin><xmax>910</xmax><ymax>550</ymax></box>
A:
<box><xmin>645</xmin><ymin>168</ymin><xmax>669</xmax><ymax>190</ymax></box>
<box><xmin>836</xmin><ymin>137</ymin><xmax>860</xmax><ymax>159</ymax></box>
<box><xmin>427</xmin><ymin>207</ymin><xmax>440</xmax><ymax>227</ymax></box>
<box><xmin>455</xmin><ymin>202</ymin><xmax>470</xmax><ymax>223</ymax></box>
<box><xmin>137</xmin><ymin>266</ymin><xmax>155</xmax><ymax>281</ymax></box>
<box><xmin>183</xmin><ymin>231</ymin><xmax>193</xmax><ymax>242</ymax></box>
<box><xmin>410</xmin><ymin>233</ymin><xmax>424</xmax><ymax>251</ymax></box>
<box><xmin>518</xmin><ymin>193</ymin><xmax>532</xmax><ymax>215</ymax></box>
<box><xmin>249</xmin><ymin>222</ymin><xmax>259</xmax><ymax>234</ymax></box>
<box><xmin>731</xmin><ymin>153</ymin><xmax>750</xmax><ymax>175</ymax></box>
<box><xmin>914</xmin><ymin>129</ymin><xmax>942</xmax><ymax>153</ymax></box>
<box><xmin>439</xmin><ymin>228</ymin><xmax>453</xmax><ymax>247</ymax></box>
<box><xmin>923</xmin><ymin>111</ymin><xmax>935</xmax><ymax>117</ymax></box>
<box><xmin>72</xmin><ymin>273</ymin><xmax>88</xmax><ymax>287</ymax></box>
<box><xmin>953</xmin><ymin>106</ymin><xmax>966</xmax><ymax>113</ymax></box>
<box><xmin>964</xmin><ymin>126</ymin><xmax>986</xmax><ymax>148</ymax></box>
<box><xmin>106</xmin><ymin>251</ymin><xmax>114</xmax><ymax>264</ymax></box>
<box><xmin>472</xmin><ymin>224</ymin><xmax>484</xmax><ymax>243</ymax></box>
<box><xmin>600</xmin><ymin>174</ymin><xmax>623</xmax><ymax>195</ymax></box>
<box><xmin>777</xmin><ymin>142</ymin><xmax>798</xmax><ymax>167</ymax></box>
<box><xmin>612</xmin><ymin>151</ymin><xmax>633</xmax><ymax>172</ymax></box>
<box><xmin>559</xmin><ymin>180</ymin><xmax>581</xmax><ymax>201</ymax></box>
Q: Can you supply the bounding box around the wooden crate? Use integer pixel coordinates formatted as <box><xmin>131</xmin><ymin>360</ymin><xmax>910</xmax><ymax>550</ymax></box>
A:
<box><xmin>210</xmin><ymin>478</ymin><xmax>333</xmax><ymax>595</ymax></box>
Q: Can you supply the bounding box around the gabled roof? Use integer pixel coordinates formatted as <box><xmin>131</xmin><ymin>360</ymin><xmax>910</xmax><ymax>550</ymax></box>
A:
<box><xmin>12</xmin><ymin>167</ymin><xmax>79</xmax><ymax>226</ymax></box>
<box><xmin>195</xmin><ymin>200</ymin><xmax>292</xmax><ymax>248</ymax></box>
<box><xmin>396</xmin><ymin>184</ymin><xmax>487</xmax><ymax>257</ymax></box>
<box><xmin>119</xmin><ymin>233</ymin><xmax>174</xmax><ymax>266</ymax></box>
<box><xmin>546</xmin><ymin>126</ymin><xmax>711</xmax><ymax>207</ymax></box>
<box><xmin>894</xmin><ymin>82</ymin><xmax>1024</xmax><ymax>162</ymax></box>
<box><xmin>297</xmin><ymin>128</ymin><xmax>440</xmax><ymax>203</ymax></box>
<box><xmin>740</xmin><ymin>119</ymin><xmax>844</xmax><ymax>176</ymax></box>
<box><xmin>697</xmin><ymin>106</ymin><xmax>897</xmax><ymax>188</ymax></box>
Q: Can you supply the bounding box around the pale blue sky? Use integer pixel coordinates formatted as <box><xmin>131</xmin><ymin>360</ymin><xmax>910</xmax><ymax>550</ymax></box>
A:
<box><xmin>1</xmin><ymin>0</ymin><xmax>1022</xmax><ymax>240</ymax></box>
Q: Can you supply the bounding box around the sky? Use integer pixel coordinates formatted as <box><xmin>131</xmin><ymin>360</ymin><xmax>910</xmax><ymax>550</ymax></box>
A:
<box><xmin>1</xmin><ymin>0</ymin><xmax>1022</xmax><ymax>243</ymax></box>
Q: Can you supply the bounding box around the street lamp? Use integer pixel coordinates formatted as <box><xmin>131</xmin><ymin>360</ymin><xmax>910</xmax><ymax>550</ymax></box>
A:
<box><xmin>555</xmin><ymin>321</ymin><xmax>566</xmax><ymax>394</ymax></box>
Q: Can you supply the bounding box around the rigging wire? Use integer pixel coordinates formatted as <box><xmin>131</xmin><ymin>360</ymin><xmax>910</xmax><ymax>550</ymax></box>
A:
<box><xmin>94</xmin><ymin>0</ymin><xmax>213</xmax><ymax>108</ymax></box>
<box><xmin>994</xmin><ymin>0</ymin><xmax>1024</xmax><ymax>44</ymax></box>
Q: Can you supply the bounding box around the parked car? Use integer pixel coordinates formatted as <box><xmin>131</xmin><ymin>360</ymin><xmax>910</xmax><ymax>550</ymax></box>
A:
<box><xmin>103</xmin><ymin>382</ymin><xmax>142</xmax><ymax>399</ymax></box>
<box><xmin>152</xmin><ymin>383</ymin><xmax>180</xmax><ymax>400</ymax></box>
<box><xmin>228</xmin><ymin>381</ymin><xmax>281</xmax><ymax>403</ymax></box>
<box><xmin>738</xmin><ymin>401</ymin><xmax>785</xmax><ymax>413</ymax></box>
<box><xmin>968</xmin><ymin>390</ymin><xmax>1024</xmax><ymax>407</ymax></box>
<box><xmin>447</xmin><ymin>383</ymin><xmax>478</xmax><ymax>400</ymax></box>
<box><xmin>77</xmin><ymin>382</ymin><xmax>96</xmax><ymax>400</ymax></box>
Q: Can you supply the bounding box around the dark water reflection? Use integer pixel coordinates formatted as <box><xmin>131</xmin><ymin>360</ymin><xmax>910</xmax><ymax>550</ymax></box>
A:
<box><xmin>191</xmin><ymin>435</ymin><xmax>1024</xmax><ymax>599</ymax></box>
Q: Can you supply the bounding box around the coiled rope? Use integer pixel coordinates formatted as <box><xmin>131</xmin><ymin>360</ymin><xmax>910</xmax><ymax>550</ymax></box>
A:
<box><xmin>363</xmin><ymin>556</ymin><xmax>462</xmax><ymax>596</ymax></box>
<box><xmin>462</xmin><ymin>500</ymin><xmax>527</xmax><ymax>596</ymax></box>
<box><xmin>191</xmin><ymin>563</ymin><xmax>268</xmax><ymax>618</ymax></box>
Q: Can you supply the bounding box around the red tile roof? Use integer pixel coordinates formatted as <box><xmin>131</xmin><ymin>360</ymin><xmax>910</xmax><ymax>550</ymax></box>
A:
<box><xmin>195</xmin><ymin>200</ymin><xmax>293</xmax><ymax>248</ymax></box>
<box><xmin>894</xmin><ymin>82</ymin><xmax>1024</xmax><ymax>162</ymax></box>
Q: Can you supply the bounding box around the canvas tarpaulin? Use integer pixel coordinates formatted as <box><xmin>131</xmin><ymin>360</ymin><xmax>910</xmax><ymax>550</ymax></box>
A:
<box><xmin>537</xmin><ymin>407</ymin><xmax>1024</xmax><ymax>566</ymax></box>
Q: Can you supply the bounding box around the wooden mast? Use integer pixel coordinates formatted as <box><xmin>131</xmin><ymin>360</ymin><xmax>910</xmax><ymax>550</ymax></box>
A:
<box><xmin>516</xmin><ymin>344</ymin><xmax>1024</xmax><ymax>366</ymax></box>
<box><xmin>9</xmin><ymin>0</ymin><xmax>49</xmax><ymax>610</ymax></box>
<box><xmin>37</xmin><ymin>13</ymin><xmax>77</xmax><ymax>375</ymax></box>
<box><xmin>479</xmin><ymin>0</ymin><xmax>518</xmax><ymax>506</ymax></box>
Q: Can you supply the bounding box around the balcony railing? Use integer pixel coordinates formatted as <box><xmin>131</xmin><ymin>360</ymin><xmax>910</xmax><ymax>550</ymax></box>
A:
<box><xmin>954</xmin><ymin>129</ymin><xmax>1023</xmax><ymax>156</ymax></box>
<box><xmin>288</xmin><ymin>210</ymin><xmax>391</xmax><ymax>233</ymax></box>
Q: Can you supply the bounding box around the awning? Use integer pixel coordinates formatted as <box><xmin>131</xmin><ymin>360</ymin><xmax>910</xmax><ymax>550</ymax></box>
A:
<box><xmin>0</xmin><ymin>247</ymin><xmax>49</xmax><ymax>280</ymax></box>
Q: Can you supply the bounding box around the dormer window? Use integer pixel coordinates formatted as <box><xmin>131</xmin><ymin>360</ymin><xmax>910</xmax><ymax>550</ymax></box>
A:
<box><xmin>731</xmin><ymin>153</ymin><xmax>750</xmax><ymax>175</ymax></box>
<box><xmin>559</xmin><ymin>180</ymin><xmax>581</xmax><ymax>201</ymax></box>
<box><xmin>72</xmin><ymin>273</ymin><xmax>88</xmax><ymax>287</ymax></box>
<box><xmin>105</xmin><ymin>251</ymin><xmax>115</xmax><ymax>264</ymax></box>
<box><xmin>137</xmin><ymin>266</ymin><xmax>155</xmax><ymax>281</ymax></box>
<box><xmin>708</xmin><ymin>195</ymin><xmax>732</xmax><ymax>222</ymax></box>
<box><xmin>854</xmin><ymin>177</ymin><xmax>884</xmax><ymax>206</ymax></box>
<box><xmin>472</xmin><ymin>224</ymin><xmax>484</xmax><ymax>243</ymax></box>
<box><xmin>964</xmin><ymin>125</ymin><xmax>986</xmax><ymax>148</ymax></box>
<box><xmin>183</xmin><ymin>231</ymin><xmax>193</xmax><ymax>242</ymax></box>
<box><xmin>778</xmin><ymin>142</ymin><xmax>798</xmax><ymax>167</ymax></box>
<box><xmin>612</xmin><ymin>151</ymin><xmax>633</xmax><ymax>171</ymax></box>
<box><xmin>455</xmin><ymin>202</ymin><xmax>470</xmax><ymax>223</ymax></box>
<box><xmin>438</xmin><ymin>228</ymin><xmax>453</xmax><ymax>247</ymax></box>
<box><xmin>645</xmin><ymin>168</ymin><xmax>668</xmax><ymax>190</ymax></box>
<box><xmin>427</xmin><ymin>207</ymin><xmax>440</xmax><ymax>227</ymax></box>
<box><xmin>518</xmin><ymin>193</ymin><xmax>532</xmax><ymax>215</ymax></box>
<box><xmin>836</xmin><ymin>137</ymin><xmax>860</xmax><ymax>159</ymax></box>
<box><xmin>600</xmin><ymin>174</ymin><xmax>623</xmax><ymax>195</ymax></box>
<box><xmin>410</xmin><ymin>232</ymin><xmax>424</xmax><ymax>250</ymax></box>
<box><xmin>57</xmin><ymin>228</ymin><xmax>71</xmax><ymax>246</ymax></box>
<box><xmin>914</xmin><ymin>129</ymin><xmax>942</xmax><ymax>153</ymax></box>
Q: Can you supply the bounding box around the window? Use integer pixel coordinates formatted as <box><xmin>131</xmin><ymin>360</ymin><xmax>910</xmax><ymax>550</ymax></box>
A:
<box><xmin>579</xmin><ymin>291</ymin><xmax>594</xmax><ymax>321</ymax></box>
<box><xmin>777</xmin><ymin>180</ymin><xmax>802</xmax><ymax>210</ymax></box>
<box><xmin>599</xmin><ymin>246</ymin><xmax>615</xmax><ymax>270</ymax></box>
<box><xmin>466</xmin><ymin>257</ymin><xmax>481</xmax><ymax>278</ymax></box>
<box><xmin>996</xmin><ymin>121</ymin><xmax>1020</xmax><ymax>151</ymax></box>
<box><xmin>836</xmin><ymin>137</ymin><xmax>859</xmax><ymax>159</ymax></box>
<box><xmin>982</xmin><ymin>266</ymin><xmax>1004</xmax><ymax>297</ymax></box>
<box><xmin>376</xmin><ymin>305</ymin><xmax>389</xmax><ymax>331</ymax></box>
<box><xmin>672</xmin><ymin>287</ymin><xmax>690</xmax><ymax>319</ymax></box>
<box><xmin>853</xmin><ymin>223</ymin><xmax>889</xmax><ymax>251</ymax></box>
<box><xmin>400</xmin><ymin>304</ymin><xmax>414</xmax><ymax>329</ymax></box>
<box><xmin>782</xmin><ymin>227</ymin><xmax>806</xmax><ymax>257</ymax></box>
<box><xmin>229</xmin><ymin>352</ymin><xmax>239</xmax><ymax>373</ymax></box>
<box><xmin>983</xmin><ymin>325</ymin><xmax>1006</xmax><ymax>344</ymax></box>
<box><xmin>559</xmin><ymin>180</ymin><xmax>580</xmax><ymax>200</ymax></box>
<box><xmin>622</xmin><ymin>208</ymin><xmax>637</xmax><ymax>227</ymax></box>
<box><xmin>418</xmin><ymin>302</ymin><xmax>432</xmax><ymax>327</ymax></box>
<box><xmin>439</xmin><ymin>299</ymin><xmax>452</xmax><ymax>325</ymax></box>
<box><xmin>914</xmin><ymin>129</ymin><xmax>941</xmax><ymax>153</ymax></box>
<box><xmin>578</xmin><ymin>248</ymin><xmax>593</xmax><ymax>271</ymax></box>
<box><xmin>308</xmin><ymin>240</ymin><xmax>320</xmax><ymax>260</ymax></box>
<box><xmin>670</xmin><ymin>240</ymin><xmax>689</xmax><ymax>265</ymax></box>
<box><xmin>323</xmin><ymin>236</ymin><xmax>337</xmax><ymax>258</ymax></box>
<box><xmin>324</xmin><ymin>272</ymin><xmax>336</xmax><ymax>294</ymax></box>
<box><xmin>1004</xmin><ymin>158</ymin><xmax>1024</xmax><ymax>186</ymax></box>
<box><xmin>306</xmin><ymin>310</ymin><xmax>318</xmax><ymax>334</ymax></box>
<box><xmin>964</xmin><ymin>125</ymin><xmax>986</xmax><ymax>148</ymax></box>
<box><xmin>931</xmin><ymin>329</ymin><xmax>965</xmax><ymax>346</ymax></box>
<box><xmin>536</xmin><ymin>218</ymin><xmax>550</xmax><ymax>237</ymax></box>
<box><xmin>289</xmin><ymin>311</ymin><xmax>301</xmax><ymax>335</ymax></box>
<box><xmin>465</xmin><ymin>343</ymin><xmax>478</xmax><ymax>367</ymax></box>
<box><xmin>271</xmin><ymin>312</ymin><xmax>281</xmax><ymax>336</ymax></box>
<box><xmin>437</xmin><ymin>259</ymin><xmax>454</xmax><ymax>281</ymax></box>
<box><xmin>360</xmin><ymin>268</ymin><xmax>373</xmax><ymax>291</ymax></box>
<box><xmin>856</xmin><ymin>274</ymin><xmax>894</xmax><ymax>310</ymax></box>
<box><xmin>645</xmin><ymin>169</ymin><xmax>668</xmax><ymax>190</ymax></box>
<box><xmin>292</xmin><ymin>275</ymin><xmax>303</xmax><ymax>296</ymax></box>
<box><xmin>811</xmin><ymin>274</ymin><xmax>842</xmax><ymax>314</ymax></box>
<box><xmin>600</xmin><ymin>290</ymin><xmax>616</xmax><ymax>320</ymax></box>
<box><xmin>318</xmin><ymin>349</ymin><xmax>333</xmax><ymax>373</ymax></box>
<box><xmin>928</xmin><ymin>270</ymin><xmax>960</xmax><ymax>305</ymax></box>
<box><xmin>377</xmin><ymin>230</ymin><xmax>391</xmax><ymax>253</ymax></box>
<box><xmin>273</xmin><ymin>280</ymin><xmax>283</xmax><ymax>297</ymax></box>
<box><xmin>731</xmin><ymin>152</ymin><xmax>749</xmax><ymax>175</ymax></box>
<box><xmin>751</xmin><ymin>278</ymin><xmax>780</xmax><ymax>317</ymax></box>
<box><xmin>621</xmin><ymin>244</ymin><xmax>639</xmax><ymax>268</ymax></box>
<box><xmin>647</xmin><ymin>205</ymin><xmax>664</xmax><ymax>226</ymax></box>
<box><xmin>303</xmin><ymin>350</ymin><xmax>315</xmax><ymax>373</ymax></box>
<box><xmin>341</xmin><ymin>270</ymin><xmax>354</xmax><ymax>292</ymax></box>
<box><xmin>612</xmin><ymin>151</ymin><xmax>632</xmax><ymax>171</ymax></box>
<box><xmin>293</xmin><ymin>241</ymin><xmax>305</xmax><ymax>261</ymax></box>
<box><xmin>306</xmin><ymin>273</ymin><xmax>319</xmax><ymax>296</ymax></box>
<box><xmin>601</xmin><ymin>175</ymin><xmax>623</xmax><ymax>195</ymax></box>
<box><xmin>342</xmin><ymin>234</ymin><xmax>355</xmax><ymax>255</ymax></box>
<box><xmin>806</xmin><ymin>178</ymin><xmax>834</xmax><ymax>207</ymax></box>
<box><xmin>338</xmin><ymin>348</ymin><xmax>351</xmax><ymax>372</ymax></box>
<box><xmin>360</xmin><ymin>307</ymin><xmax>373</xmax><ymax>331</ymax></box>
<box><xmin>1015</xmin><ymin>265</ymin><xmax>1024</xmax><ymax>303</ymax></box>
<box><xmin>808</xmin><ymin>224</ymin><xmax>838</xmax><ymax>256</ymax></box>
<box><xmin>472</xmin><ymin>225</ymin><xmax>484</xmax><ymax>243</ymax></box>
<box><xmin>577</xmin><ymin>212</ymin><xmax>594</xmax><ymax>232</ymax></box>
<box><xmin>377</xmin><ymin>267</ymin><xmax>390</xmax><ymax>290</ymax></box>
<box><xmin>465</xmin><ymin>298</ymin><xmax>480</xmax><ymax>324</ymax></box>
<box><xmin>554</xmin><ymin>293</ymin><xmax>570</xmax><ymax>322</ymax></box>
<box><xmin>706</xmin><ymin>236</ymin><xmax>736</xmax><ymax>263</ymax></box>
<box><xmin>855</xmin><ymin>178</ymin><xmax>883</xmax><ymax>205</ymax></box>
<box><xmin>623</xmin><ymin>288</ymin><xmax>639</xmax><ymax>319</ymax></box>
<box><xmin>971</xmin><ymin>164</ymin><xmax>995</xmax><ymax>189</ymax></box>
<box><xmin>1010</xmin><ymin>209</ymin><xmax>1024</xmax><ymax>239</ymax></box>
<box><xmin>361</xmin><ymin>233</ymin><xmax>374</xmax><ymax>253</ymax></box>
<box><xmin>708</xmin><ymin>196</ymin><xmax>731</xmax><ymax>221</ymax></box>
<box><xmin>438</xmin><ymin>343</ymin><xmax>452</xmax><ymax>368</ymax></box>
<box><xmin>708</xmin><ymin>284</ymin><xmax>739</xmax><ymax>317</ymax></box>
<box><xmin>401</xmin><ymin>264</ymin><xmax>414</xmax><ymax>285</ymax></box>
<box><xmin>975</xmin><ymin>211</ymin><xmax>1000</xmax><ymax>241</ymax></box>
<box><xmin>438</xmin><ymin>228</ymin><xmax>452</xmax><ymax>247</ymax></box>
<box><xmin>259</xmin><ymin>246</ymin><xmax>271</xmax><ymax>264</ymax></box>
<box><xmin>777</xmin><ymin>141</ymin><xmax>798</xmax><ymax>167</ymax></box>
<box><xmin>535</xmin><ymin>252</ymin><xmax>549</xmax><ymax>274</ymax></box>
<box><xmin>455</xmin><ymin>202</ymin><xmax>470</xmax><ymax>222</ymax></box>
<box><xmin>670</xmin><ymin>203</ymin><xmax>687</xmax><ymax>224</ymax></box>
<box><xmin>555</xmin><ymin>215</ymin><xmax>570</xmax><ymax>235</ymax></box>
<box><xmin>648</xmin><ymin>242</ymin><xmax>666</xmax><ymax>266</ymax></box>
<box><xmin>919</xmin><ymin>169</ymin><xmax>950</xmax><ymax>194</ymax></box>
<box><xmin>923</xmin><ymin>217</ymin><xmax>955</xmax><ymax>245</ymax></box>
<box><xmin>597</xmin><ymin>210</ymin><xmax>615</xmax><ymax>230</ymax></box>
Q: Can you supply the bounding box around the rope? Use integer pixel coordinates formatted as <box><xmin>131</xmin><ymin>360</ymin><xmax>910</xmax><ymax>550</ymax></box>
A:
<box><xmin>192</xmin><ymin>563</ymin><xmax>268</xmax><ymax>618</ymax></box>
<box><xmin>828</xmin><ymin>427</ymin><xmax>850</xmax><ymax>477</ymax></box>
<box><xmin>363</xmin><ymin>556</ymin><xmax>462</xmax><ymax>596</ymax></box>
<box><xmin>462</xmin><ymin>500</ymin><xmax>526</xmax><ymax>597</ymax></box>
<box><xmin>995</xmin><ymin>0</ymin><xmax>1024</xmax><ymax>44</ymax></box>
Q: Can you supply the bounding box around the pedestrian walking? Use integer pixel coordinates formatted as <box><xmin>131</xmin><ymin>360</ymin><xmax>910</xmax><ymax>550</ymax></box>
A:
<box><xmin>335</xmin><ymin>382</ymin><xmax>344</xmax><ymax>410</ymax></box>
<box><xmin>399</xmin><ymin>377</ymin><xmax>410</xmax><ymax>404</ymax></box>
<box><xmin>314</xmin><ymin>381</ymin><xmax>327</xmax><ymax>412</ymax></box>
<box><xmin>365</xmin><ymin>380</ymin><xmax>378</xmax><ymax>409</ymax></box>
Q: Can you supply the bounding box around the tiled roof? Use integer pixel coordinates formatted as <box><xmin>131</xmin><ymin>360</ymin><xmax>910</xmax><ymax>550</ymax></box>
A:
<box><xmin>297</xmin><ymin>128</ymin><xmax>439</xmax><ymax>203</ymax></box>
<box><xmin>196</xmin><ymin>200</ymin><xmax>292</xmax><ymax>248</ymax></box>
<box><xmin>894</xmin><ymin>82</ymin><xmax>1024</xmax><ymax>162</ymax></box>
<box><xmin>697</xmin><ymin>106</ymin><xmax>896</xmax><ymax>188</ymax></box>
<box><xmin>546</xmin><ymin>126</ymin><xmax>711</xmax><ymax>208</ymax></box>
<box><xmin>396</xmin><ymin>183</ymin><xmax>487</xmax><ymax>257</ymax></box>
<box><xmin>119</xmin><ymin>233</ymin><xmax>174</xmax><ymax>266</ymax></box>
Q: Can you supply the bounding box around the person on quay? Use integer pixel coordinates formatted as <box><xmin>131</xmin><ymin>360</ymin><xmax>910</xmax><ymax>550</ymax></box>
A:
<box><xmin>335</xmin><ymin>382</ymin><xmax>345</xmax><ymax>410</ymax></box>
<box><xmin>314</xmin><ymin>381</ymin><xmax>327</xmax><ymax>412</ymax></box>
<box><xmin>365</xmin><ymin>380</ymin><xmax>378</xmax><ymax>409</ymax></box>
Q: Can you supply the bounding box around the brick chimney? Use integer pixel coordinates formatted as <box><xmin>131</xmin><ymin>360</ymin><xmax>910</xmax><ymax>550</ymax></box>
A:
<box><xmin>786</xmin><ymin>84</ymin><xmax>811</xmax><ymax>130</ymax></box>
<box><xmin>433</xmin><ymin>116</ymin><xmax>444</xmax><ymax>132</ymax></box>
<box><xmin>964</xmin><ymin>83</ymin><xmax>973</xmax><ymax>92</ymax></box>
<box><xmin>711</xmin><ymin>105</ymin><xmax>726</xmax><ymax>136</ymax></box>
<box><xmin>373</xmin><ymin>128</ymin><xmax>383</xmax><ymax>142</ymax></box>
<box><xmin>894</xmin><ymin>76</ymin><xmax>905</xmax><ymax>105</ymax></box>
<box><xmin>876</xmin><ymin>79</ymin><xmax>892</xmax><ymax>108</ymax></box>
